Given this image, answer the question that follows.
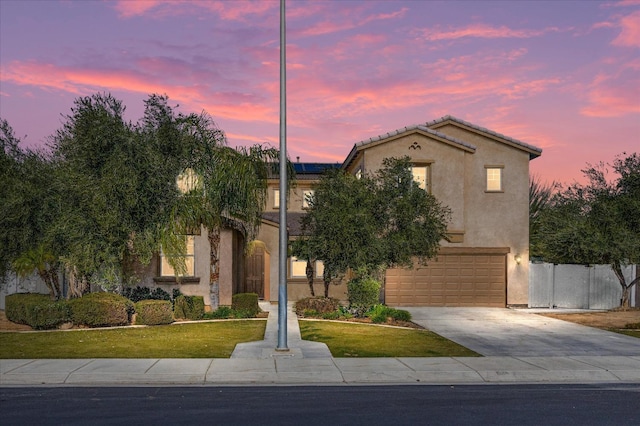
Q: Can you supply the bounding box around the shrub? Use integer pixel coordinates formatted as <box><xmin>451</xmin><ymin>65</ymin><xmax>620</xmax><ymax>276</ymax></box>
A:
<box><xmin>295</xmin><ymin>297</ymin><xmax>340</xmax><ymax>315</ymax></box>
<box><xmin>69</xmin><ymin>292</ymin><xmax>134</xmax><ymax>327</ymax></box>
<box><xmin>122</xmin><ymin>286</ymin><xmax>172</xmax><ymax>303</ymax></box>
<box><xmin>134</xmin><ymin>300</ymin><xmax>174</xmax><ymax>325</ymax></box>
<box><xmin>347</xmin><ymin>277</ymin><xmax>381</xmax><ymax>317</ymax></box>
<box><xmin>5</xmin><ymin>293</ymin><xmax>71</xmax><ymax>330</ymax></box>
<box><xmin>231</xmin><ymin>293</ymin><xmax>260</xmax><ymax>318</ymax></box>
<box><xmin>174</xmin><ymin>295</ymin><xmax>205</xmax><ymax>320</ymax></box>
<box><xmin>322</xmin><ymin>311</ymin><xmax>340</xmax><ymax>320</ymax></box>
<box><xmin>390</xmin><ymin>308</ymin><xmax>412</xmax><ymax>322</ymax></box>
<box><xmin>204</xmin><ymin>306</ymin><xmax>234</xmax><ymax>319</ymax></box>
<box><xmin>365</xmin><ymin>305</ymin><xmax>412</xmax><ymax>323</ymax></box>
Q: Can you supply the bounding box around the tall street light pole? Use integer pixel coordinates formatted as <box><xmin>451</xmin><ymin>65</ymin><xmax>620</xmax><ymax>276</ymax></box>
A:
<box><xmin>277</xmin><ymin>0</ymin><xmax>288</xmax><ymax>351</ymax></box>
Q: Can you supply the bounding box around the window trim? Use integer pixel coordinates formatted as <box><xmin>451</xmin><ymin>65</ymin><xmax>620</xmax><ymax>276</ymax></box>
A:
<box><xmin>410</xmin><ymin>163</ymin><xmax>432</xmax><ymax>193</ymax></box>
<box><xmin>485</xmin><ymin>165</ymin><xmax>504</xmax><ymax>193</ymax></box>
<box><xmin>159</xmin><ymin>235</ymin><xmax>196</xmax><ymax>277</ymax></box>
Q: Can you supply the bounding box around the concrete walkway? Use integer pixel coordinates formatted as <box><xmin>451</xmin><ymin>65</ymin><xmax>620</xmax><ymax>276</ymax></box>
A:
<box><xmin>1</xmin><ymin>305</ymin><xmax>640</xmax><ymax>386</ymax></box>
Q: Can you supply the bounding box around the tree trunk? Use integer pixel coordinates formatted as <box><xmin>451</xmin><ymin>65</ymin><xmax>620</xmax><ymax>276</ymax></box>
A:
<box><xmin>208</xmin><ymin>227</ymin><xmax>221</xmax><ymax>310</ymax></box>
<box><xmin>306</xmin><ymin>260</ymin><xmax>315</xmax><ymax>297</ymax></box>
<box><xmin>611</xmin><ymin>262</ymin><xmax>639</xmax><ymax>309</ymax></box>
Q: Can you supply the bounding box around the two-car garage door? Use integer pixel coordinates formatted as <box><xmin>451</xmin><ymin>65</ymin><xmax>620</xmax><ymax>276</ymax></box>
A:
<box><xmin>385</xmin><ymin>248</ymin><xmax>508</xmax><ymax>307</ymax></box>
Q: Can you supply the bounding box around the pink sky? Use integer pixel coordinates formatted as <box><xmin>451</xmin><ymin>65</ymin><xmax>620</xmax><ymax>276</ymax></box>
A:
<box><xmin>1</xmin><ymin>0</ymin><xmax>638</xmax><ymax>185</ymax></box>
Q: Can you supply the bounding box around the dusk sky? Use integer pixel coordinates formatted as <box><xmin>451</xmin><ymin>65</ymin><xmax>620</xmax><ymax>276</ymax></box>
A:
<box><xmin>1</xmin><ymin>0</ymin><xmax>638</xmax><ymax>185</ymax></box>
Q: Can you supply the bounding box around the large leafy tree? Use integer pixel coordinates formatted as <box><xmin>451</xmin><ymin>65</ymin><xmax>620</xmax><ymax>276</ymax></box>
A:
<box><xmin>3</xmin><ymin>94</ymin><xmax>283</xmax><ymax>306</ymax></box>
<box><xmin>292</xmin><ymin>157</ymin><xmax>451</xmax><ymax>297</ymax></box>
<box><xmin>535</xmin><ymin>153</ymin><xmax>640</xmax><ymax>308</ymax></box>
<box><xmin>0</xmin><ymin>119</ymin><xmax>61</xmax><ymax>298</ymax></box>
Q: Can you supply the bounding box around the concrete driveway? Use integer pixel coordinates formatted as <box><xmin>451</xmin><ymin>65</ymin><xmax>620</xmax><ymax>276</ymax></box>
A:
<box><xmin>405</xmin><ymin>307</ymin><xmax>640</xmax><ymax>357</ymax></box>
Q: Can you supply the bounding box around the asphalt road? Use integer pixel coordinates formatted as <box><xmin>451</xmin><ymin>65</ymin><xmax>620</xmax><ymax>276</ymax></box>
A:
<box><xmin>2</xmin><ymin>384</ymin><xmax>639</xmax><ymax>425</ymax></box>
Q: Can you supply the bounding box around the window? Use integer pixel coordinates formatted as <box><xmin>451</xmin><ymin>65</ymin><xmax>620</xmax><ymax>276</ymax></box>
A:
<box><xmin>290</xmin><ymin>257</ymin><xmax>324</xmax><ymax>278</ymax></box>
<box><xmin>160</xmin><ymin>236</ymin><xmax>195</xmax><ymax>276</ymax></box>
<box><xmin>273</xmin><ymin>189</ymin><xmax>280</xmax><ymax>208</ymax></box>
<box><xmin>302</xmin><ymin>190</ymin><xmax>314</xmax><ymax>208</ymax></box>
<box><xmin>176</xmin><ymin>168</ymin><xmax>201</xmax><ymax>194</ymax></box>
<box><xmin>486</xmin><ymin>167</ymin><xmax>503</xmax><ymax>192</ymax></box>
<box><xmin>411</xmin><ymin>165</ymin><xmax>430</xmax><ymax>192</ymax></box>
<box><xmin>290</xmin><ymin>256</ymin><xmax>308</xmax><ymax>278</ymax></box>
<box><xmin>355</xmin><ymin>169</ymin><xmax>363</xmax><ymax>180</ymax></box>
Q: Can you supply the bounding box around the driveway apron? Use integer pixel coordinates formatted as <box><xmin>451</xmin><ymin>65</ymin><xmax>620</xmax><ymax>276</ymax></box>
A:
<box><xmin>405</xmin><ymin>307</ymin><xmax>640</xmax><ymax>357</ymax></box>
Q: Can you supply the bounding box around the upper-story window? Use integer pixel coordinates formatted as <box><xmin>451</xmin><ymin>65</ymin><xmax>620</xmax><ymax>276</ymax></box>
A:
<box><xmin>302</xmin><ymin>190</ymin><xmax>314</xmax><ymax>208</ymax></box>
<box><xmin>160</xmin><ymin>236</ymin><xmax>195</xmax><ymax>277</ymax></box>
<box><xmin>273</xmin><ymin>189</ymin><xmax>280</xmax><ymax>208</ymax></box>
<box><xmin>410</xmin><ymin>164</ymin><xmax>430</xmax><ymax>192</ymax></box>
<box><xmin>485</xmin><ymin>166</ymin><xmax>503</xmax><ymax>192</ymax></box>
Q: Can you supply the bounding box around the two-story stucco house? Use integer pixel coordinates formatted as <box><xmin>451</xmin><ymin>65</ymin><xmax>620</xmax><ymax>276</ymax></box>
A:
<box><xmin>0</xmin><ymin>116</ymin><xmax>542</xmax><ymax>311</ymax></box>
<box><xmin>341</xmin><ymin>115</ymin><xmax>542</xmax><ymax>307</ymax></box>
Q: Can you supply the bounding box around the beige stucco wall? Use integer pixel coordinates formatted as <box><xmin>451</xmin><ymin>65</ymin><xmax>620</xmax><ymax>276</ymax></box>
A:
<box><xmin>348</xmin><ymin>126</ymin><xmax>533</xmax><ymax>305</ymax></box>
<box><xmin>265</xmin><ymin>179</ymin><xmax>316</xmax><ymax>213</ymax></box>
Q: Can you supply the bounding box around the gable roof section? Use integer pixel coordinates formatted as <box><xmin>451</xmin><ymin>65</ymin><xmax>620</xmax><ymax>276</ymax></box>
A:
<box><xmin>426</xmin><ymin>115</ymin><xmax>542</xmax><ymax>160</ymax></box>
<box><xmin>342</xmin><ymin>115</ymin><xmax>543</xmax><ymax>170</ymax></box>
<box><xmin>342</xmin><ymin>124</ymin><xmax>476</xmax><ymax>170</ymax></box>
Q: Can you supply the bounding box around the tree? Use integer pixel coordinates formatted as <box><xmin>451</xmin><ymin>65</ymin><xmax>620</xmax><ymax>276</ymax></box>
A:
<box><xmin>292</xmin><ymin>157</ymin><xmax>451</xmax><ymax>297</ymax></box>
<box><xmin>529</xmin><ymin>174</ymin><xmax>557</xmax><ymax>259</ymax></box>
<box><xmin>535</xmin><ymin>153</ymin><xmax>640</xmax><ymax>308</ymax></box>
<box><xmin>4</xmin><ymin>94</ymin><xmax>284</xmax><ymax>307</ymax></box>
<box><xmin>0</xmin><ymin>119</ymin><xmax>61</xmax><ymax>294</ymax></box>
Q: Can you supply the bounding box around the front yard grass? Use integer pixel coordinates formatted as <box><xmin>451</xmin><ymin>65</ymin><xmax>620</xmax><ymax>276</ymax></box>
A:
<box><xmin>299</xmin><ymin>320</ymin><xmax>480</xmax><ymax>357</ymax></box>
<box><xmin>0</xmin><ymin>320</ymin><xmax>266</xmax><ymax>359</ymax></box>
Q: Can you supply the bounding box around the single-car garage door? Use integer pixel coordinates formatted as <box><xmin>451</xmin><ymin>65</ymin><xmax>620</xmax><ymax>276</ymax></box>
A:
<box><xmin>385</xmin><ymin>248</ymin><xmax>508</xmax><ymax>307</ymax></box>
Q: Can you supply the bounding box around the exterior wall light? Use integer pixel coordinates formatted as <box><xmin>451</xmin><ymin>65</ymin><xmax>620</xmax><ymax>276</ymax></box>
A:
<box><xmin>515</xmin><ymin>254</ymin><xmax>522</xmax><ymax>265</ymax></box>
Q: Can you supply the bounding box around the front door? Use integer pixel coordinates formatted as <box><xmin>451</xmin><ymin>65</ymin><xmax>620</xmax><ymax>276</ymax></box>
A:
<box><xmin>244</xmin><ymin>246</ymin><xmax>265</xmax><ymax>298</ymax></box>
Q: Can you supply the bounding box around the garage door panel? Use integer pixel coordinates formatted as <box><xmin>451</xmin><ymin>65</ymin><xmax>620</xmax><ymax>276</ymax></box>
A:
<box><xmin>385</xmin><ymin>252</ymin><xmax>506</xmax><ymax>307</ymax></box>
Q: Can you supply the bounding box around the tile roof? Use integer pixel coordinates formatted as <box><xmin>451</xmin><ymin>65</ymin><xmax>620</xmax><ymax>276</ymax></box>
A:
<box><xmin>425</xmin><ymin>115</ymin><xmax>542</xmax><ymax>157</ymax></box>
<box><xmin>261</xmin><ymin>212</ymin><xmax>307</xmax><ymax>236</ymax></box>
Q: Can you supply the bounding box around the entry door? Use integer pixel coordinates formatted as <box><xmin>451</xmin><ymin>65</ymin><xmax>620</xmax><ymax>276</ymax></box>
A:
<box><xmin>244</xmin><ymin>246</ymin><xmax>265</xmax><ymax>298</ymax></box>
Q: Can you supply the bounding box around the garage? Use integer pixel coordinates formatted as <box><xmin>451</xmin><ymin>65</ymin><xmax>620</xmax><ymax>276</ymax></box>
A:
<box><xmin>384</xmin><ymin>248</ymin><xmax>508</xmax><ymax>307</ymax></box>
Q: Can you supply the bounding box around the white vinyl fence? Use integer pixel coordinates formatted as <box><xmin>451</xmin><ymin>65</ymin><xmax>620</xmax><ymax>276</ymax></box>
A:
<box><xmin>0</xmin><ymin>272</ymin><xmax>50</xmax><ymax>310</ymax></box>
<box><xmin>529</xmin><ymin>263</ymin><xmax>637</xmax><ymax>309</ymax></box>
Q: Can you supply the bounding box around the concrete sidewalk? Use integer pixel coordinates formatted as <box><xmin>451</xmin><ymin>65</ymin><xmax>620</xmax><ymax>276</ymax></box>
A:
<box><xmin>1</xmin><ymin>304</ymin><xmax>639</xmax><ymax>386</ymax></box>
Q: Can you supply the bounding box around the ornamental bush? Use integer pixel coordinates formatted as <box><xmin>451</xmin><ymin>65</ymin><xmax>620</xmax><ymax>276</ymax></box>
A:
<box><xmin>69</xmin><ymin>292</ymin><xmax>134</xmax><ymax>327</ymax></box>
<box><xmin>173</xmin><ymin>295</ymin><xmax>205</xmax><ymax>320</ymax></box>
<box><xmin>231</xmin><ymin>293</ymin><xmax>260</xmax><ymax>318</ymax></box>
<box><xmin>134</xmin><ymin>300</ymin><xmax>174</xmax><ymax>325</ymax></box>
<box><xmin>5</xmin><ymin>293</ymin><xmax>71</xmax><ymax>330</ymax></box>
<box><xmin>347</xmin><ymin>277</ymin><xmax>381</xmax><ymax>317</ymax></box>
<box><xmin>122</xmin><ymin>286</ymin><xmax>171</xmax><ymax>303</ymax></box>
<box><xmin>295</xmin><ymin>297</ymin><xmax>340</xmax><ymax>316</ymax></box>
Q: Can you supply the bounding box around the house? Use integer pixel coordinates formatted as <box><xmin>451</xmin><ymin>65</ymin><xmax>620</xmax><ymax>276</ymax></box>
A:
<box><xmin>0</xmin><ymin>116</ymin><xmax>541</xmax><ymax>310</ymax></box>
<box><xmin>341</xmin><ymin>115</ymin><xmax>542</xmax><ymax>307</ymax></box>
<box><xmin>140</xmin><ymin>115</ymin><xmax>541</xmax><ymax>309</ymax></box>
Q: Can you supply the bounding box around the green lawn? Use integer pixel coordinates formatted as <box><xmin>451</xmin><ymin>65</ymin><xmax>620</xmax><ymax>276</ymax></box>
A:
<box><xmin>611</xmin><ymin>329</ymin><xmax>640</xmax><ymax>338</ymax></box>
<box><xmin>300</xmin><ymin>320</ymin><xmax>480</xmax><ymax>357</ymax></box>
<box><xmin>0</xmin><ymin>320</ymin><xmax>266</xmax><ymax>359</ymax></box>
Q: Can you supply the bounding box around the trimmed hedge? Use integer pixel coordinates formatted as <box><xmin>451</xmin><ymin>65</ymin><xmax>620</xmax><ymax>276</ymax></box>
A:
<box><xmin>347</xmin><ymin>277</ymin><xmax>381</xmax><ymax>317</ymax></box>
<box><xmin>232</xmin><ymin>293</ymin><xmax>260</xmax><ymax>318</ymax></box>
<box><xmin>173</xmin><ymin>295</ymin><xmax>204</xmax><ymax>320</ymax></box>
<box><xmin>122</xmin><ymin>286</ymin><xmax>171</xmax><ymax>303</ymax></box>
<box><xmin>69</xmin><ymin>292</ymin><xmax>134</xmax><ymax>327</ymax></box>
<box><xmin>295</xmin><ymin>297</ymin><xmax>340</xmax><ymax>315</ymax></box>
<box><xmin>134</xmin><ymin>300</ymin><xmax>174</xmax><ymax>325</ymax></box>
<box><xmin>5</xmin><ymin>293</ymin><xmax>71</xmax><ymax>330</ymax></box>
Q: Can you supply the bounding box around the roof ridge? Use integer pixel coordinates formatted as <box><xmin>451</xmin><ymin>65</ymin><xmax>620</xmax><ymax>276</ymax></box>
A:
<box><xmin>425</xmin><ymin>115</ymin><xmax>542</xmax><ymax>154</ymax></box>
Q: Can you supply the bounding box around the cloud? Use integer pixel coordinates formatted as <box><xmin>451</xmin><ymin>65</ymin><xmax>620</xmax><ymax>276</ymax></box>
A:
<box><xmin>296</xmin><ymin>5</ymin><xmax>408</xmax><ymax>37</ymax></box>
<box><xmin>612</xmin><ymin>10</ymin><xmax>640</xmax><ymax>47</ymax></box>
<box><xmin>418</xmin><ymin>23</ymin><xmax>561</xmax><ymax>41</ymax></box>
<box><xmin>112</xmin><ymin>0</ymin><xmax>276</xmax><ymax>22</ymax></box>
<box><xmin>0</xmin><ymin>60</ymin><xmax>278</xmax><ymax>124</ymax></box>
